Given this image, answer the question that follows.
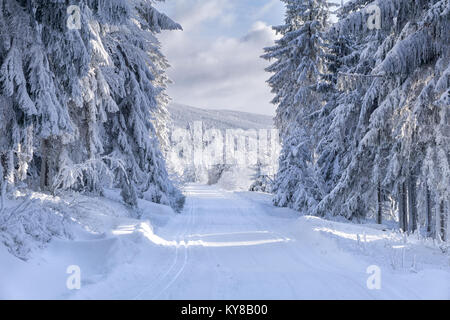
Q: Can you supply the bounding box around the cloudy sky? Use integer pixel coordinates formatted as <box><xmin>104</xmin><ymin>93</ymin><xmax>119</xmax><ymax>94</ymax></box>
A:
<box><xmin>156</xmin><ymin>0</ymin><xmax>286</xmax><ymax>116</ymax></box>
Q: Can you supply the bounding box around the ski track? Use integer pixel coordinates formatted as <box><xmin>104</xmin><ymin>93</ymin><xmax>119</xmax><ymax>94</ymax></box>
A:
<box><xmin>65</xmin><ymin>184</ymin><xmax>448</xmax><ymax>300</ymax></box>
<box><xmin>133</xmin><ymin>196</ymin><xmax>194</xmax><ymax>300</ymax></box>
<box><xmin>154</xmin><ymin>196</ymin><xmax>194</xmax><ymax>299</ymax></box>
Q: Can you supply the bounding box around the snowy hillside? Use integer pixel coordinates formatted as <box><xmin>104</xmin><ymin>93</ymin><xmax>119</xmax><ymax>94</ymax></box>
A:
<box><xmin>168</xmin><ymin>103</ymin><xmax>275</xmax><ymax>130</ymax></box>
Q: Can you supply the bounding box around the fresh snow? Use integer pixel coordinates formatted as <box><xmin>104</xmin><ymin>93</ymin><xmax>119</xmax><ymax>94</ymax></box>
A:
<box><xmin>1</xmin><ymin>185</ymin><xmax>448</xmax><ymax>300</ymax></box>
<box><xmin>166</xmin><ymin>103</ymin><xmax>279</xmax><ymax>187</ymax></box>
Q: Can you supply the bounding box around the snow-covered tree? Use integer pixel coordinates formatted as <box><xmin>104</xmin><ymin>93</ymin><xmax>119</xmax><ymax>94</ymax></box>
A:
<box><xmin>249</xmin><ymin>160</ymin><xmax>274</xmax><ymax>193</ymax></box>
<box><xmin>95</xmin><ymin>0</ymin><xmax>184</xmax><ymax>210</ymax></box>
<box><xmin>272</xmin><ymin>128</ymin><xmax>323</xmax><ymax>209</ymax></box>
<box><xmin>263</xmin><ymin>0</ymin><xmax>329</xmax><ymax>138</ymax></box>
<box><xmin>353</xmin><ymin>0</ymin><xmax>449</xmax><ymax>234</ymax></box>
<box><xmin>312</xmin><ymin>0</ymin><xmax>390</xmax><ymax>220</ymax></box>
<box><xmin>266</xmin><ymin>0</ymin><xmax>448</xmax><ymax>241</ymax></box>
<box><xmin>0</xmin><ymin>0</ymin><xmax>185</xmax><ymax>212</ymax></box>
<box><xmin>314</xmin><ymin>0</ymin><xmax>448</xmax><ymax>231</ymax></box>
<box><xmin>263</xmin><ymin>0</ymin><xmax>329</xmax><ymax>213</ymax></box>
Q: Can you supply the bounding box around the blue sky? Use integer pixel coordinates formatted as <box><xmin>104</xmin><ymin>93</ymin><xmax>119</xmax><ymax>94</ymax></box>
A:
<box><xmin>156</xmin><ymin>0</ymin><xmax>286</xmax><ymax>116</ymax></box>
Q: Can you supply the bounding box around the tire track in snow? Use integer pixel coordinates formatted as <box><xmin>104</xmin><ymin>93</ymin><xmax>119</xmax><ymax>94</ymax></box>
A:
<box><xmin>133</xmin><ymin>195</ymin><xmax>194</xmax><ymax>299</ymax></box>
<box><xmin>152</xmin><ymin>193</ymin><xmax>195</xmax><ymax>299</ymax></box>
<box><xmin>132</xmin><ymin>236</ymin><xmax>181</xmax><ymax>300</ymax></box>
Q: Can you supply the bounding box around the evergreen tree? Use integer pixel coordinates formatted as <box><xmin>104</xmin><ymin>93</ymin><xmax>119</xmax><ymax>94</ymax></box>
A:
<box><xmin>0</xmin><ymin>0</ymin><xmax>185</xmax><ymax>211</ymax></box>
<box><xmin>263</xmin><ymin>0</ymin><xmax>329</xmax><ymax>213</ymax></box>
<box><xmin>266</xmin><ymin>0</ymin><xmax>448</xmax><ymax>240</ymax></box>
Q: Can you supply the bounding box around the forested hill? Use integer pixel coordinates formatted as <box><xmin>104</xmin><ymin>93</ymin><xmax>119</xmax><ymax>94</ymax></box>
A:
<box><xmin>168</xmin><ymin>103</ymin><xmax>275</xmax><ymax>130</ymax></box>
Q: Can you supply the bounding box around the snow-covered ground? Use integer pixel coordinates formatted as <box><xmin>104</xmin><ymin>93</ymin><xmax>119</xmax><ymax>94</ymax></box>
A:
<box><xmin>1</xmin><ymin>184</ymin><xmax>449</xmax><ymax>300</ymax></box>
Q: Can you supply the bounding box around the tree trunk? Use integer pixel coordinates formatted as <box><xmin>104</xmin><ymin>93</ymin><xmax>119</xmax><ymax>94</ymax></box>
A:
<box><xmin>0</xmin><ymin>159</ymin><xmax>4</xmax><ymax>213</ymax></box>
<box><xmin>407</xmin><ymin>176</ymin><xmax>417</xmax><ymax>233</ymax></box>
<box><xmin>440</xmin><ymin>200</ymin><xmax>447</xmax><ymax>242</ymax></box>
<box><xmin>0</xmin><ymin>181</ymin><xmax>5</xmax><ymax>213</ymax></box>
<box><xmin>398</xmin><ymin>183</ymin><xmax>408</xmax><ymax>232</ymax></box>
<box><xmin>425</xmin><ymin>184</ymin><xmax>433</xmax><ymax>237</ymax></box>
<box><xmin>377</xmin><ymin>181</ymin><xmax>382</xmax><ymax>224</ymax></box>
<box><xmin>40</xmin><ymin>139</ymin><xmax>49</xmax><ymax>191</ymax></box>
<box><xmin>5</xmin><ymin>150</ymin><xmax>14</xmax><ymax>190</ymax></box>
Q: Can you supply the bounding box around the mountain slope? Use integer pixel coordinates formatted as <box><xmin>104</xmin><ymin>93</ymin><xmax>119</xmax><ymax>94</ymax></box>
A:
<box><xmin>167</xmin><ymin>103</ymin><xmax>275</xmax><ymax>130</ymax></box>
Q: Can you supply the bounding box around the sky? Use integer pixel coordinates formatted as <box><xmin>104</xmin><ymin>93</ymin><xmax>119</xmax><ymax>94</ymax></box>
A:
<box><xmin>156</xmin><ymin>0</ymin><xmax>286</xmax><ymax>116</ymax></box>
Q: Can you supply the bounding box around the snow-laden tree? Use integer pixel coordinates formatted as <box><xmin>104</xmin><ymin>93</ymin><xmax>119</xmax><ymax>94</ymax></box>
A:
<box><xmin>0</xmin><ymin>0</ymin><xmax>88</xmax><ymax>192</ymax></box>
<box><xmin>150</xmin><ymin>46</ymin><xmax>174</xmax><ymax>158</ymax></box>
<box><xmin>311</xmin><ymin>0</ymin><xmax>444</xmax><ymax>226</ymax></box>
<box><xmin>267</xmin><ymin>0</ymin><xmax>448</xmax><ymax>240</ymax></box>
<box><xmin>312</xmin><ymin>0</ymin><xmax>390</xmax><ymax>220</ymax></box>
<box><xmin>0</xmin><ymin>0</ymin><xmax>184</xmax><ymax>211</ymax></box>
<box><xmin>263</xmin><ymin>0</ymin><xmax>329</xmax><ymax>138</ymax></box>
<box><xmin>314</xmin><ymin>34</ymin><xmax>358</xmax><ymax>198</ymax></box>
<box><xmin>263</xmin><ymin>0</ymin><xmax>329</xmax><ymax>213</ymax></box>
<box><xmin>272</xmin><ymin>128</ymin><xmax>323</xmax><ymax>210</ymax></box>
<box><xmin>249</xmin><ymin>160</ymin><xmax>274</xmax><ymax>193</ymax></box>
<box><xmin>367</xmin><ymin>0</ymin><xmax>450</xmax><ymax>237</ymax></box>
<box><xmin>96</xmin><ymin>0</ymin><xmax>184</xmax><ymax>210</ymax></box>
<box><xmin>317</xmin><ymin>0</ymin><xmax>448</xmax><ymax>236</ymax></box>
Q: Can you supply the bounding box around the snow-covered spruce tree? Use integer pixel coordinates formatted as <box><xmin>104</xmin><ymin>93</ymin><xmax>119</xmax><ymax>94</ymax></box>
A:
<box><xmin>51</xmin><ymin>3</ymin><xmax>122</xmax><ymax>195</ymax></box>
<box><xmin>314</xmin><ymin>0</ymin><xmax>449</xmax><ymax>237</ymax></box>
<box><xmin>263</xmin><ymin>0</ymin><xmax>329</xmax><ymax>213</ymax></box>
<box><xmin>150</xmin><ymin>46</ymin><xmax>173</xmax><ymax>159</ymax></box>
<box><xmin>0</xmin><ymin>0</ymin><xmax>118</xmax><ymax>194</ymax></box>
<box><xmin>97</xmin><ymin>0</ymin><xmax>185</xmax><ymax>210</ymax></box>
<box><xmin>0</xmin><ymin>0</ymin><xmax>185</xmax><ymax>212</ymax></box>
<box><xmin>314</xmin><ymin>32</ymin><xmax>358</xmax><ymax>199</ymax></box>
<box><xmin>0</xmin><ymin>0</ymin><xmax>86</xmax><ymax>193</ymax></box>
<box><xmin>311</xmin><ymin>0</ymin><xmax>390</xmax><ymax>220</ymax></box>
<box><xmin>271</xmin><ymin>127</ymin><xmax>323</xmax><ymax>209</ymax></box>
<box><xmin>263</xmin><ymin>0</ymin><xmax>329</xmax><ymax>138</ymax></box>
<box><xmin>54</xmin><ymin>0</ymin><xmax>185</xmax><ymax>210</ymax></box>
<box><xmin>249</xmin><ymin>160</ymin><xmax>274</xmax><ymax>193</ymax></box>
<box><xmin>370</xmin><ymin>0</ymin><xmax>449</xmax><ymax>238</ymax></box>
<box><xmin>353</xmin><ymin>0</ymin><xmax>449</xmax><ymax>236</ymax></box>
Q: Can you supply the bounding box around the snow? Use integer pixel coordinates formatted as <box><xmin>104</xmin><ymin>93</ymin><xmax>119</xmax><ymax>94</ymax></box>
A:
<box><xmin>166</xmin><ymin>103</ymin><xmax>279</xmax><ymax>187</ymax></box>
<box><xmin>216</xmin><ymin>167</ymin><xmax>255</xmax><ymax>191</ymax></box>
<box><xmin>0</xmin><ymin>0</ymin><xmax>447</xmax><ymax>302</ymax></box>
<box><xmin>1</xmin><ymin>184</ymin><xmax>448</xmax><ymax>300</ymax></box>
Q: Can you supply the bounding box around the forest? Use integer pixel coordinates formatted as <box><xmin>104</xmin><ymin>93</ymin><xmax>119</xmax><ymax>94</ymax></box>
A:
<box><xmin>0</xmin><ymin>0</ymin><xmax>185</xmax><ymax>211</ymax></box>
<box><xmin>264</xmin><ymin>0</ymin><xmax>449</xmax><ymax>241</ymax></box>
<box><xmin>0</xmin><ymin>0</ymin><xmax>448</xmax><ymax>300</ymax></box>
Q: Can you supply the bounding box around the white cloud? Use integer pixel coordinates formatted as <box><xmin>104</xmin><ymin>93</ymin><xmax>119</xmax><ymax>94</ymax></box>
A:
<box><xmin>164</xmin><ymin>0</ymin><xmax>233</xmax><ymax>31</ymax></box>
<box><xmin>157</xmin><ymin>1</ymin><xmax>283</xmax><ymax>116</ymax></box>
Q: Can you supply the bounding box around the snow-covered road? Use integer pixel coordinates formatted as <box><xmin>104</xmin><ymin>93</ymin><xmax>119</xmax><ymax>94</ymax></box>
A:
<box><xmin>1</xmin><ymin>184</ymin><xmax>448</xmax><ymax>299</ymax></box>
<box><xmin>72</xmin><ymin>184</ymin><xmax>449</xmax><ymax>300</ymax></box>
<box><xmin>141</xmin><ymin>185</ymin><xmax>374</xmax><ymax>299</ymax></box>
